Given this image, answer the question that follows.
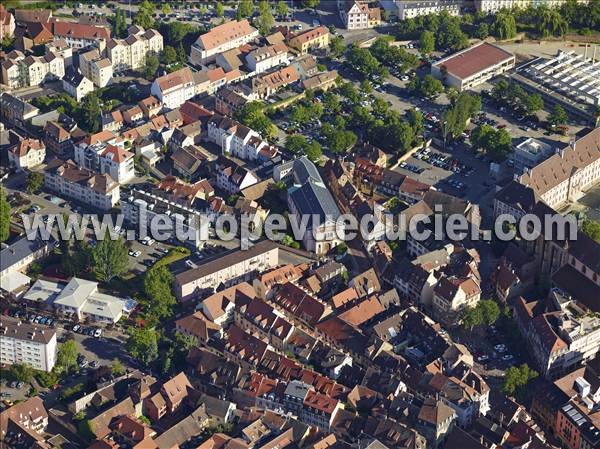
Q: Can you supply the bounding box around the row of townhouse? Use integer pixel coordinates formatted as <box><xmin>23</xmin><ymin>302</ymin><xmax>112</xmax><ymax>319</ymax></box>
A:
<box><xmin>207</xmin><ymin>114</ymin><xmax>278</xmax><ymax>162</ymax></box>
<box><xmin>1</xmin><ymin>48</ymin><xmax>64</xmax><ymax>88</ymax></box>
<box><xmin>106</xmin><ymin>25</ymin><xmax>163</xmax><ymax>73</ymax></box>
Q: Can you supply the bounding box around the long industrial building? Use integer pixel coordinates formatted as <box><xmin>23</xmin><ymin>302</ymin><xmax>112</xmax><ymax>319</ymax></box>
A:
<box><xmin>511</xmin><ymin>49</ymin><xmax>600</xmax><ymax>122</ymax></box>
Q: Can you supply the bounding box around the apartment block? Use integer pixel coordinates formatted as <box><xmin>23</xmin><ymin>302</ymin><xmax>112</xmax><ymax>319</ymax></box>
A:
<box><xmin>190</xmin><ymin>19</ymin><xmax>258</xmax><ymax>65</ymax></box>
<box><xmin>74</xmin><ymin>138</ymin><xmax>135</xmax><ymax>184</ymax></box>
<box><xmin>0</xmin><ymin>316</ymin><xmax>57</xmax><ymax>372</ymax></box>
<box><xmin>151</xmin><ymin>67</ymin><xmax>196</xmax><ymax>110</ymax></box>
<box><xmin>79</xmin><ymin>48</ymin><xmax>113</xmax><ymax>87</ymax></box>
<box><xmin>107</xmin><ymin>26</ymin><xmax>163</xmax><ymax>73</ymax></box>
<box><xmin>8</xmin><ymin>138</ymin><xmax>45</xmax><ymax>170</ymax></box>
<box><xmin>208</xmin><ymin>114</ymin><xmax>276</xmax><ymax>162</ymax></box>
<box><xmin>338</xmin><ymin>1</ymin><xmax>381</xmax><ymax>30</ymax></box>
<box><xmin>1</xmin><ymin>49</ymin><xmax>65</xmax><ymax>89</ymax></box>
<box><xmin>44</xmin><ymin>159</ymin><xmax>120</xmax><ymax>211</ymax></box>
<box><xmin>396</xmin><ymin>1</ymin><xmax>463</xmax><ymax>20</ymax></box>
<box><xmin>174</xmin><ymin>240</ymin><xmax>279</xmax><ymax>301</ymax></box>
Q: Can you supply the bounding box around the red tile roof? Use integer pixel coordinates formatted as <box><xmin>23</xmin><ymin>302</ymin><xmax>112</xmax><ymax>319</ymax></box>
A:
<box><xmin>434</xmin><ymin>42</ymin><xmax>514</xmax><ymax>80</ymax></box>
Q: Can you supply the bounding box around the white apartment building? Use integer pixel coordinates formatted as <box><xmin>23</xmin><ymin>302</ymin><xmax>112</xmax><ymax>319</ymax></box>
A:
<box><xmin>396</xmin><ymin>1</ymin><xmax>463</xmax><ymax>20</ymax></box>
<box><xmin>476</xmin><ymin>0</ymin><xmax>587</xmax><ymax>13</ymax></box>
<box><xmin>74</xmin><ymin>140</ymin><xmax>135</xmax><ymax>184</ymax></box>
<box><xmin>208</xmin><ymin>114</ymin><xmax>275</xmax><ymax>162</ymax></box>
<box><xmin>518</xmin><ymin>128</ymin><xmax>600</xmax><ymax>209</ymax></box>
<box><xmin>1</xmin><ymin>50</ymin><xmax>65</xmax><ymax>89</ymax></box>
<box><xmin>338</xmin><ymin>0</ymin><xmax>381</xmax><ymax>30</ymax></box>
<box><xmin>175</xmin><ymin>240</ymin><xmax>279</xmax><ymax>301</ymax></box>
<box><xmin>190</xmin><ymin>19</ymin><xmax>259</xmax><ymax>65</ymax></box>
<box><xmin>44</xmin><ymin>159</ymin><xmax>120</xmax><ymax>211</ymax></box>
<box><xmin>106</xmin><ymin>26</ymin><xmax>163</xmax><ymax>73</ymax></box>
<box><xmin>245</xmin><ymin>43</ymin><xmax>289</xmax><ymax>74</ymax></box>
<box><xmin>79</xmin><ymin>48</ymin><xmax>113</xmax><ymax>87</ymax></box>
<box><xmin>8</xmin><ymin>138</ymin><xmax>45</xmax><ymax>170</ymax></box>
<box><xmin>0</xmin><ymin>316</ymin><xmax>57</xmax><ymax>372</ymax></box>
<box><xmin>151</xmin><ymin>67</ymin><xmax>196</xmax><ymax>110</ymax></box>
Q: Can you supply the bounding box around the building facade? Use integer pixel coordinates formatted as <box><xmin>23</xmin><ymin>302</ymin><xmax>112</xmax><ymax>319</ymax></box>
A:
<box><xmin>0</xmin><ymin>316</ymin><xmax>57</xmax><ymax>372</ymax></box>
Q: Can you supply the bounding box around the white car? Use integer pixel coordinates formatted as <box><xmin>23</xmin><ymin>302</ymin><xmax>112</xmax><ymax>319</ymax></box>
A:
<box><xmin>93</xmin><ymin>329</ymin><xmax>102</xmax><ymax>338</ymax></box>
<box><xmin>73</xmin><ymin>324</ymin><xmax>81</xmax><ymax>333</ymax></box>
<box><xmin>494</xmin><ymin>344</ymin><xmax>507</xmax><ymax>353</ymax></box>
<box><xmin>128</xmin><ymin>250</ymin><xmax>141</xmax><ymax>258</ymax></box>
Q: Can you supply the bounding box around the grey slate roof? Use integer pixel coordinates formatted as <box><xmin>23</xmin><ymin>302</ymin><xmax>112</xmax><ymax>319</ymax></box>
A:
<box><xmin>0</xmin><ymin>231</ymin><xmax>55</xmax><ymax>273</ymax></box>
<box><xmin>289</xmin><ymin>179</ymin><xmax>341</xmax><ymax>227</ymax></box>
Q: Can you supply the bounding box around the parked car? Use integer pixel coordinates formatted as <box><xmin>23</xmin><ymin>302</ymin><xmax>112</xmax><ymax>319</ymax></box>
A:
<box><xmin>73</xmin><ymin>324</ymin><xmax>81</xmax><ymax>333</ymax></box>
<box><xmin>93</xmin><ymin>329</ymin><xmax>102</xmax><ymax>338</ymax></box>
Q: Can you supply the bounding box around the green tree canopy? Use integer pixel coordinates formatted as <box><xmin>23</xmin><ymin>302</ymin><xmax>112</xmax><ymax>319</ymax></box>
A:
<box><xmin>216</xmin><ymin>2</ymin><xmax>225</xmax><ymax>18</ymax></box>
<box><xmin>492</xmin><ymin>12</ymin><xmax>517</xmax><ymax>40</ymax></box>
<box><xmin>126</xmin><ymin>328</ymin><xmax>159</xmax><ymax>367</ymax></box>
<box><xmin>26</xmin><ymin>171</ymin><xmax>44</xmax><ymax>194</ymax></box>
<box><xmin>91</xmin><ymin>237</ymin><xmax>129</xmax><ymax>282</ymax></box>
<box><xmin>57</xmin><ymin>340</ymin><xmax>78</xmax><ymax>375</ymax></box>
<box><xmin>502</xmin><ymin>363</ymin><xmax>538</xmax><ymax>397</ymax></box>
<box><xmin>143</xmin><ymin>265</ymin><xmax>176</xmax><ymax>323</ymax></box>
<box><xmin>582</xmin><ymin>217</ymin><xmax>600</xmax><ymax>243</ymax></box>
<box><xmin>276</xmin><ymin>1</ymin><xmax>288</xmax><ymax>17</ymax></box>
<box><xmin>329</xmin><ymin>35</ymin><xmax>345</xmax><ymax>58</ymax></box>
<box><xmin>256</xmin><ymin>1</ymin><xmax>275</xmax><ymax>35</ymax></box>
<box><xmin>134</xmin><ymin>0</ymin><xmax>155</xmax><ymax>29</ymax></box>
<box><xmin>0</xmin><ymin>189</ymin><xmax>11</xmax><ymax>242</ymax></box>
<box><xmin>235</xmin><ymin>102</ymin><xmax>275</xmax><ymax>138</ymax></box>
<box><xmin>419</xmin><ymin>30</ymin><xmax>435</xmax><ymax>54</ymax></box>
<box><xmin>237</xmin><ymin>0</ymin><xmax>254</xmax><ymax>19</ymax></box>
<box><xmin>548</xmin><ymin>104</ymin><xmax>568</xmax><ymax>127</ymax></box>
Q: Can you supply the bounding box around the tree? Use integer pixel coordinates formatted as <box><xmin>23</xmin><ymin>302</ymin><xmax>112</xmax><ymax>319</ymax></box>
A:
<box><xmin>419</xmin><ymin>30</ymin><xmax>435</xmax><ymax>54</ymax></box>
<box><xmin>406</xmin><ymin>108</ymin><xmax>424</xmax><ymax>136</ymax></box>
<box><xmin>134</xmin><ymin>0</ymin><xmax>155</xmax><ymax>29</ymax></box>
<box><xmin>582</xmin><ymin>217</ymin><xmax>600</xmax><ymax>243</ymax></box>
<box><xmin>57</xmin><ymin>340</ymin><xmax>78</xmax><ymax>375</ymax></box>
<box><xmin>323</xmin><ymin>126</ymin><xmax>357</xmax><ymax>153</ymax></box>
<box><xmin>237</xmin><ymin>0</ymin><xmax>254</xmax><ymax>20</ymax></box>
<box><xmin>160</xmin><ymin>46</ymin><xmax>178</xmax><ymax>65</ymax></box>
<box><xmin>0</xmin><ymin>189</ymin><xmax>10</xmax><ymax>242</ymax></box>
<box><xmin>142</xmin><ymin>54</ymin><xmax>159</xmax><ymax>81</ymax></box>
<box><xmin>113</xmin><ymin>9</ymin><xmax>128</xmax><ymax>38</ymax></box>
<box><xmin>235</xmin><ymin>102</ymin><xmax>274</xmax><ymax>138</ymax></box>
<box><xmin>91</xmin><ymin>237</ymin><xmax>129</xmax><ymax>282</ymax></box>
<box><xmin>347</xmin><ymin>45</ymin><xmax>383</xmax><ymax>79</ymax></box>
<box><xmin>127</xmin><ymin>328</ymin><xmax>159</xmax><ymax>366</ymax></box>
<box><xmin>161</xmin><ymin>3</ymin><xmax>171</xmax><ymax>15</ymax></box>
<box><xmin>329</xmin><ymin>36</ymin><xmax>345</xmax><ymax>59</ymax></box>
<box><xmin>62</xmin><ymin>239</ymin><xmax>91</xmax><ymax>277</ymax></box>
<box><xmin>9</xmin><ymin>363</ymin><xmax>33</xmax><ymax>383</ymax></box>
<box><xmin>26</xmin><ymin>171</ymin><xmax>44</xmax><ymax>194</ymax></box>
<box><xmin>360</xmin><ymin>79</ymin><xmax>373</xmax><ymax>95</ymax></box>
<box><xmin>143</xmin><ymin>265</ymin><xmax>177</xmax><ymax>322</ymax></box>
<box><xmin>256</xmin><ymin>1</ymin><xmax>275</xmax><ymax>35</ymax></box>
<box><xmin>548</xmin><ymin>104</ymin><xmax>568</xmax><ymax>127</ymax></box>
<box><xmin>305</xmin><ymin>141</ymin><xmax>322</xmax><ymax>163</ymax></box>
<box><xmin>475</xmin><ymin>23</ymin><xmax>490</xmax><ymax>40</ymax></box>
<box><xmin>323</xmin><ymin>92</ymin><xmax>341</xmax><ymax>113</ymax></box>
<box><xmin>111</xmin><ymin>358</ymin><xmax>125</xmax><ymax>376</ymax></box>
<box><xmin>286</xmin><ymin>134</ymin><xmax>308</xmax><ymax>154</ymax></box>
<box><xmin>420</xmin><ymin>74</ymin><xmax>444</xmax><ymax>98</ymax></box>
<box><xmin>276</xmin><ymin>0</ymin><xmax>288</xmax><ymax>17</ymax></box>
<box><xmin>524</xmin><ymin>93</ymin><xmax>544</xmax><ymax>116</ymax></box>
<box><xmin>502</xmin><ymin>363</ymin><xmax>538</xmax><ymax>397</ymax></box>
<box><xmin>281</xmin><ymin>234</ymin><xmax>300</xmax><ymax>249</ymax></box>
<box><xmin>216</xmin><ymin>2</ymin><xmax>225</xmax><ymax>17</ymax></box>
<box><xmin>491</xmin><ymin>12</ymin><xmax>517</xmax><ymax>40</ymax></box>
<box><xmin>538</xmin><ymin>8</ymin><xmax>568</xmax><ymax>37</ymax></box>
<box><xmin>462</xmin><ymin>306</ymin><xmax>483</xmax><ymax>331</ymax></box>
<box><xmin>480</xmin><ymin>299</ymin><xmax>501</xmax><ymax>326</ymax></box>
<box><xmin>303</xmin><ymin>0</ymin><xmax>320</xmax><ymax>8</ymax></box>
<box><xmin>81</xmin><ymin>94</ymin><xmax>102</xmax><ymax>133</ymax></box>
